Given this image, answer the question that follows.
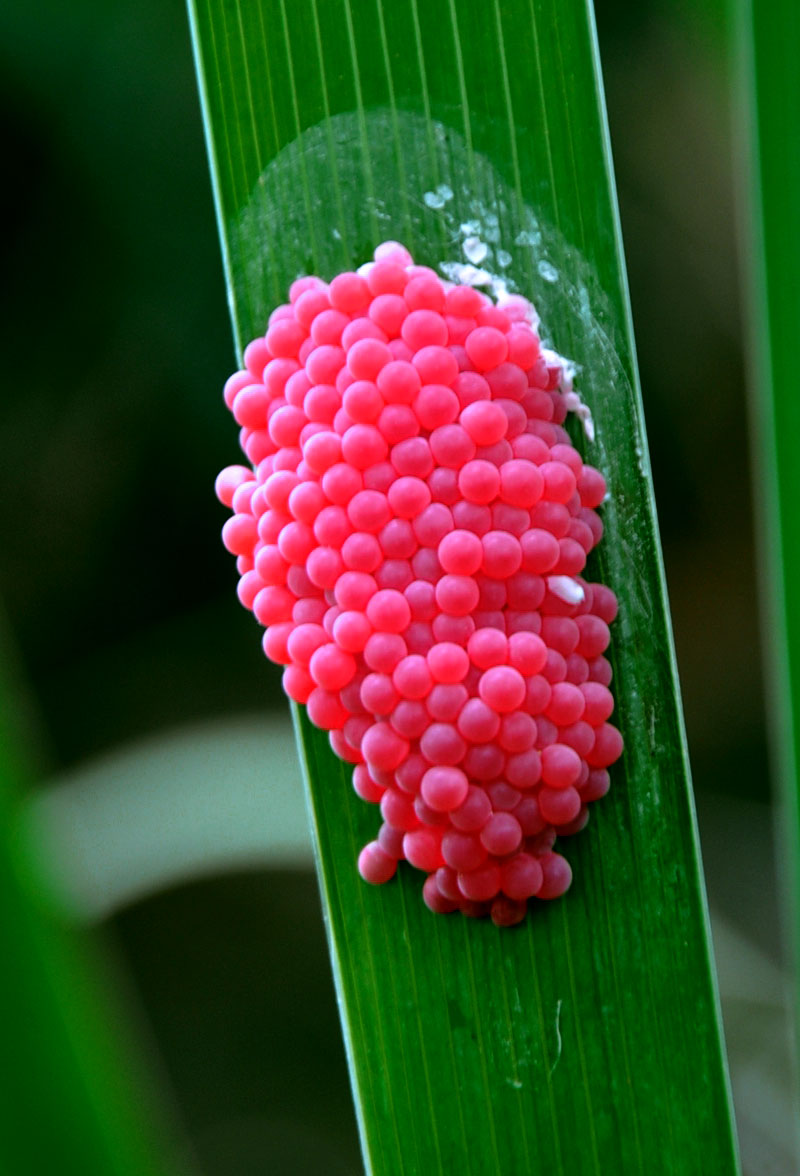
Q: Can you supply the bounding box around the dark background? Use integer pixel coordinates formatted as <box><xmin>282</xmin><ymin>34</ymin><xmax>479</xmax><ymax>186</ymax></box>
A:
<box><xmin>1</xmin><ymin>0</ymin><xmax>775</xmax><ymax>1172</ymax></box>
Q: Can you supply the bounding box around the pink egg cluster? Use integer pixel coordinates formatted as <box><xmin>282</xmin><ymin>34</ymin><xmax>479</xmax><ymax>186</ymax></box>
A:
<box><xmin>216</xmin><ymin>241</ymin><xmax>622</xmax><ymax>926</ymax></box>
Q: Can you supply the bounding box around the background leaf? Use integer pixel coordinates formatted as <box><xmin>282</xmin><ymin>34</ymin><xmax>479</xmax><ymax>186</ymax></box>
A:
<box><xmin>734</xmin><ymin>0</ymin><xmax>800</xmax><ymax>1053</ymax></box>
<box><xmin>188</xmin><ymin>0</ymin><xmax>740</xmax><ymax>1171</ymax></box>
<box><xmin>21</xmin><ymin>715</ymin><xmax>312</xmax><ymax>920</ymax></box>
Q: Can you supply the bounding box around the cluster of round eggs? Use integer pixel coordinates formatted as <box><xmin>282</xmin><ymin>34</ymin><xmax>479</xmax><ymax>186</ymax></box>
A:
<box><xmin>216</xmin><ymin>241</ymin><xmax>622</xmax><ymax>926</ymax></box>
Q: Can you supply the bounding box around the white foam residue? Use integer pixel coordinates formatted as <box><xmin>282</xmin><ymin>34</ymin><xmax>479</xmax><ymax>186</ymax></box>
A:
<box><xmin>515</xmin><ymin>229</ymin><xmax>541</xmax><ymax>247</ymax></box>
<box><xmin>564</xmin><ymin>391</ymin><xmax>596</xmax><ymax>442</ymax></box>
<box><xmin>538</xmin><ymin>259</ymin><xmax>559</xmax><ymax>283</ymax></box>
<box><xmin>463</xmin><ymin>236</ymin><xmax>488</xmax><ymax>265</ymax></box>
<box><xmin>543</xmin><ymin>349</ymin><xmax>580</xmax><ymax>391</ymax></box>
<box><xmin>423</xmin><ymin>184</ymin><xmax>454</xmax><ymax>210</ymax></box>
<box><xmin>498</xmin><ymin>292</ymin><xmax>540</xmax><ymax>331</ymax></box>
<box><xmin>423</xmin><ymin>190</ymin><xmax>447</xmax><ymax>209</ymax></box>
<box><xmin>541</xmin><ymin>347</ymin><xmax>594</xmax><ymax>440</ymax></box>
<box><xmin>439</xmin><ymin>261</ymin><xmax>493</xmax><ymax>287</ymax></box>
<box><xmin>547</xmin><ymin>576</ymin><xmax>586</xmax><ymax>605</ymax></box>
<box><xmin>578</xmin><ymin>283</ymin><xmax>592</xmax><ymax>324</ymax></box>
<box><xmin>439</xmin><ymin>260</ymin><xmax>515</xmax><ymax>306</ymax></box>
<box><xmin>482</xmin><ymin>212</ymin><xmax>501</xmax><ymax>243</ymax></box>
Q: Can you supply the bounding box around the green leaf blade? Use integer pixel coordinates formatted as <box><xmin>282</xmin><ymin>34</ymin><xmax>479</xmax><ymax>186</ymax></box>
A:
<box><xmin>189</xmin><ymin>0</ymin><xmax>740</xmax><ymax>1171</ymax></box>
<box><xmin>735</xmin><ymin>0</ymin><xmax>800</xmax><ymax>1055</ymax></box>
<box><xmin>0</xmin><ymin>624</ymin><xmax>186</xmax><ymax>1176</ymax></box>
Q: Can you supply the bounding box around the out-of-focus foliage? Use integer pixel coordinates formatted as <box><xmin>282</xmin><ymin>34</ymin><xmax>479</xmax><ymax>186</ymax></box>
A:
<box><xmin>0</xmin><ymin>0</ymin><xmax>283</xmax><ymax>770</ymax></box>
<box><xmin>735</xmin><ymin>0</ymin><xmax>800</xmax><ymax>1069</ymax></box>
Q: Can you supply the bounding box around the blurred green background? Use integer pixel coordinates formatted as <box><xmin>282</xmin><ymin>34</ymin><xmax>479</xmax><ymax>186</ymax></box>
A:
<box><xmin>0</xmin><ymin>0</ymin><xmax>794</xmax><ymax>1172</ymax></box>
